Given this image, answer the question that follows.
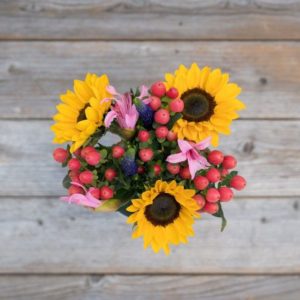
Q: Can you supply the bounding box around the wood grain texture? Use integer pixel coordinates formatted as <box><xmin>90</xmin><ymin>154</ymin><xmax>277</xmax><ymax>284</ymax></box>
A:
<box><xmin>0</xmin><ymin>196</ymin><xmax>299</xmax><ymax>274</ymax></box>
<box><xmin>1</xmin><ymin>0</ymin><xmax>300</xmax><ymax>40</ymax></box>
<box><xmin>1</xmin><ymin>41</ymin><xmax>300</xmax><ymax>119</ymax></box>
<box><xmin>0</xmin><ymin>275</ymin><xmax>300</xmax><ymax>300</ymax></box>
<box><xmin>0</xmin><ymin>120</ymin><xmax>299</xmax><ymax>197</ymax></box>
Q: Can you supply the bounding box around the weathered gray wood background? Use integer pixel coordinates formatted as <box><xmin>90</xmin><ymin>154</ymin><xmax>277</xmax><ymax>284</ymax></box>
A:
<box><xmin>0</xmin><ymin>1</ymin><xmax>300</xmax><ymax>299</ymax></box>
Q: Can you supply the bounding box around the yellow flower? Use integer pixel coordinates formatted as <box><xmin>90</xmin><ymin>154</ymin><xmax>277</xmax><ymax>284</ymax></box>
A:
<box><xmin>127</xmin><ymin>180</ymin><xmax>200</xmax><ymax>255</ymax></box>
<box><xmin>51</xmin><ymin>73</ymin><xmax>112</xmax><ymax>152</ymax></box>
<box><xmin>164</xmin><ymin>63</ymin><xmax>246</xmax><ymax>146</ymax></box>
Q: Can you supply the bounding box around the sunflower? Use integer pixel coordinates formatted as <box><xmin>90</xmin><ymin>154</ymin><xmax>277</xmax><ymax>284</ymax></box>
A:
<box><xmin>51</xmin><ymin>73</ymin><xmax>112</xmax><ymax>152</ymax></box>
<box><xmin>127</xmin><ymin>180</ymin><xmax>200</xmax><ymax>255</ymax></box>
<box><xmin>164</xmin><ymin>63</ymin><xmax>246</xmax><ymax>146</ymax></box>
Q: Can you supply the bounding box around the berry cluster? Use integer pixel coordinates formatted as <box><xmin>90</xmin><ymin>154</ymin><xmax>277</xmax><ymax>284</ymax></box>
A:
<box><xmin>53</xmin><ymin>81</ymin><xmax>246</xmax><ymax>229</ymax></box>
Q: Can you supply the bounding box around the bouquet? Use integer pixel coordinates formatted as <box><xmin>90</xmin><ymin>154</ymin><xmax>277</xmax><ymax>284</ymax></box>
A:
<box><xmin>51</xmin><ymin>63</ymin><xmax>246</xmax><ymax>255</ymax></box>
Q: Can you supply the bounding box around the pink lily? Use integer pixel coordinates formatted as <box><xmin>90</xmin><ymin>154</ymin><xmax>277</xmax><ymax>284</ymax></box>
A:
<box><xmin>166</xmin><ymin>137</ymin><xmax>211</xmax><ymax>179</ymax></box>
<box><xmin>104</xmin><ymin>85</ymin><xmax>139</xmax><ymax>129</ymax></box>
<box><xmin>60</xmin><ymin>182</ymin><xmax>103</xmax><ymax>209</ymax></box>
<box><xmin>137</xmin><ymin>85</ymin><xmax>151</xmax><ymax>105</ymax></box>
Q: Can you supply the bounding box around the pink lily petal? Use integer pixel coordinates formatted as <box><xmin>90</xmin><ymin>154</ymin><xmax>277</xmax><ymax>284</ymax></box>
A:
<box><xmin>166</xmin><ymin>152</ymin><xmax>187</xmax><ymax>164</ymax></box>
<box><xmin>194</xmin><ymin>137</ymin><xmax>211</xmax><ymax>150</ymax></box>
<box><xmin>104</xmin><ymin>110</ymin><xmax>117</xmax><ymax>128</ymax></box>
<box><xmin>106</xmin><ymin>85</ymin><xmax>118</xmax><ymax>96</ymax></box>
<box><xmin>178</xmin><ymin>139</ymin><xmax>194</xmax><ymax>153</ymax></box>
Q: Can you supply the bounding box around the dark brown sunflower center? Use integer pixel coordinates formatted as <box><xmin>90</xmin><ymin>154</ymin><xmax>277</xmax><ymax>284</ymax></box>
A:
<box><xmin>181</xmin><ymin>88</ymin><xmax>216</xmax><ymax>122</ymax></box>
<box><xmin>77</xmin><ymin>104</ymin><xmax>89</xmax><ymax>122</ymax></box>
<box><xmin>144</xmin><ymin>193</ymin><xmax>180</xmax><ymax>226</ymax></box>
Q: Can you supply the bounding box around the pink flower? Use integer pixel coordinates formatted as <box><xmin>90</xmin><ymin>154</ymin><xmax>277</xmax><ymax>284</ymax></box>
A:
<box><xmin>60</xmin><ymin>182</ymin><xmax>103</xmax><ymax>209</ymax></box>
<box><xmin>137</xmin><ymin>85</ymin><xmax>151</xmax><ymax>105</ymax></box>
<box><xmin>166</xmin><ymin>138</ymin><xmax>211</xmax><ymax>179</ymax></box>
<box><xmin>104</xmin><ymin>86</ymin><xmax>139</xmax><ymax>129</ymax></box>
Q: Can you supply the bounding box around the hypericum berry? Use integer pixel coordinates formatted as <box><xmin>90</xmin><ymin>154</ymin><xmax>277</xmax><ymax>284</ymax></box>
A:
<box><xmin>208</xmin><ymin>150</ymin><xmax>224</xmax><ymax>165</ymax></box>
<box><xmin>81</xmin><ymin>146</ymin><xmax>96</xmax><ymax>159</ymax></box>
<box><xmin>166</xmin><ymin>87</ymin><xmax>179</xmax><ymax>99</ymax></box>
<box><xmin>206</xmin><ymin>168</ymin><xmax>221</xmax><ymax>183</ymax></box>
<box><xmin>203</xmin><ymin>202</ymin><xmax>219</xmax><ymax>214</ymax></box>
<box><xmin>79</xmin><ymin>170</ymin><xmax>94</xmax><ymax>184</ymax></box>
<box><xmin>69</xmin><ymin>170</ymin><xmax>81</xmax><ymax>183</ymax></box>
<box><xmin>167</xmin><ymin>163</ymin><xmax>180</xmax><ymax>175</ymax></box>
<box><xmin>222</xmin><ymin>155</ymin><xmax>237</xmax><ymax>169</ymax></box>
<box><xmin>88</xmin><ymin>187</ymin><xmax>101</xmax><ymax>199</ymax></box>
<box><xmin>100</xmin><ymin>186</ymin><xmax>114</xmax><ymax>200</ymax></box>
<box><xmin>138</xmin><ymin>130</ymin><xmax>150</xmax><ymax>142</ymax></box>
<box><xmin>206</xmin><ymin>188</ymin><xmax>220</xmax><ymax>203</ymax></box>
<box><xmin>138</xmin><ymin>166</ymin><xmax>145</xmax><ymax>174</ymax></box>
<box><xmin>155</xmin><ymin>126</ymin><xmax>169</xmax><ymax>139</ymax></box>
<box><xmin>53</xmin><ymin>148</ymin><xmax>68</xmax><ymax>163</ymax></box>
<box><xmin>193</xmin><ymin>194</ymin><xmax>206</xmax><ymax>210</ymax></box>
<box><xmin>139</xmin><ymin>148</ymin><xmax>154</xmax><ymax>162</ymax></box>
<box><xmin>180</xmin><ymin>166</ymin><xmax>191</xmax><ymax>179</ymax></box>
<box><xmin>85</xmin><ymin>151</ymin><xmax>101</xmax><ymax>166</ymax></box>
<box><xmin>149</xmin><ymin>96</ymin><xmax>161</xmax><ymax>111</ymax></box>
<box><xmin>68</xmin><ymin>158</ymin><xmax>81</xmax><ymax>171</ymax></box>
<box><xmin>112</xmin><ymin>145</ymin><xmax>125</xmax><ymax>159</ymax></box>
<box><xmin>220</xmin><ymin>168</ymin><xmax>229</xmax><ymax>178</ymax></box>
<box><xmin>167</xmin><ymin>131</ymin><xmax>177</xmax><ymax>142</ymax></box>
<box><xmin>151</xmin><ymin>81</ymin><xmax>166</xmax><ymax>97</ymax></box>
<box><xmin>230</xmin><ymin>175</ymin><xmax>246</xmax><ymax>191</ymax></box>
<box><xmin>154</xmin><ymin>109</ymin><xmax>170</xmax><ymax>125</ymax></box>
<box><xmin>169</xmin><ymin>98</ymin><xmax>184</xmax><ymax>113</ymax></box>
<box><xmin>194</xmin><ymin>175</ymin><xmax>209</xmax><ymax>190</ymax></box>
<box><xmin>153</xmin><ymin>164</ymin><xmax>161</xmax><ymax>176</ymax></box>
<box><xmin>68</xmin><ymin>185</ymin><xmax>84</xmax><ymax>195</ymax></box>
<box><xmin>219</xmin><ymin>187</ymin><xmax>234</xmax><ymax>202</ymax></box>
<box><xmin>74</xmin><ymin>148</ymin><xmax>82</xmax><ymax>157</ymax></box>
<box><xmin>104</xmin><ymin>168</ymin><xmax>117</xmax><ymax>182</ymax></box>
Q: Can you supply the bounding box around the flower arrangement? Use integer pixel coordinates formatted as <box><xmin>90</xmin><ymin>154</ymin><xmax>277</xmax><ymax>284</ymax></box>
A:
<box><xmin>51</xmin><ymin>63</ymin><xmax>246</xmax><ymax>255</ymax></box>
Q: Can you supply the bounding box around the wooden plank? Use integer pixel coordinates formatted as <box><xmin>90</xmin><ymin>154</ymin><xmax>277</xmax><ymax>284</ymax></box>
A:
<box><xmin>0</xmin><ymin>120</ymin><xmax>299</xmax><ymax>197</ymax></box>
<box><xmin>0</xmin><ymin>41</ymin><xmax>299</xmax><ymax>119</ymax></box>
<box><xmin>0</xmin><ymin>275</ymin><xmax>300</xmax><ymax>300</ymax></box>
<box><xmin>1</xmin><ymin>1</ymin><xmax>300</xmax><ymax>40</ymax></box>
<box><xmin>0</xmin><ymin>197</ymin><xmax>299</xmax><ymax>273</ymax></box>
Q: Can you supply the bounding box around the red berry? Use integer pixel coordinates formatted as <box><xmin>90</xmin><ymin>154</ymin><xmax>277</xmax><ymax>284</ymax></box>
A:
<box><xmin>193</xmin><ymin>194</ymin><xmax>206</xmax><ymax>210</ymax></box>
<box><xmin>219</xmin><ymin>187</ymin><xmax>234</xmax><ymax>202</ymax></box>
<box><xmin>139</xmin><ymin>148</ymin><xmax>154</xmax><ymax>162</ymax></box>
<box><xmin>74</xmin><ymin>148</ymin><xmax>82</xmax><ymax>157</ymax></box>
<box><xmin>208</xmin><ymin>150</ymin><xmax>224</xmax><ymax>165</ymax></box>
<box><xmin>153</xmin><ymin>164</ymin><xmax>161</xmax><ymax>176</ymax></box>
<box><xmin>154</xmin><ymin>109</ymin><xmax>170</xmax><ymax>125</ymax></box>
<box><xmin>79</xmin><ymin>170</ymin><xmax>94</xmax><ymax>184</ymax></box>
<box><xmin>81</xmin><ymin>146</ymin><xmax>96</xmax><ymax>159</ymax></box>
<box><xmin>112</xmin><ymin>145</ymin><xmax>125</xmax><ymax>159</ymax></box>
<box><xmin>138</xmin><ymin>130</ymin><xmax>150</xmax><ymax>142</ymax></box>
<box><xmin>169</xmin><ymin>98</ymin><xmax>184</xmax><ymax>113</ymax></box>
<box><xmin>206</xmin><ymin>168</ymin><xmax>221</xmax><ymax>183</ymax></box>
<box><xmin>166</xmin><ymin>87</ymin><xmax>179</xmax><ymax>99</ymax></box>
<box><xmin>138</xmin><ymin>166</ymin><xmax>145</xmax><ymax>174</ymax></box>
<box><xmin>222</xmin><ymin>155</ymin><xmax>237</xmax><ymax>169</ymax></box>
<box><xmin>230</xmin><ymin>175</ymin><xmax>246</xmax><ymax>191</ymax></box>
<box><xmin>167</xmin><ymin>131</ymin><xmax>177</xmax><ymax>142</ymax></box>
<box><xmin>85</xmin><ymin>151</ymin><xmax>101</xmax><ymax>166</ymax></box>
<box><xmin>151</xmin><ymin>81</ymin><xmax>166</xmax><ymax>97</ymax></box>
<box><xmin>194</xmin><ymin>175</ymin><xmax>209</xmax><ymax>190</ymax></box>
<box><xmin>100</xmin><ymin>186</ymin><xmax>114</xmax><ymax>200</ymax></box>
<box><xmin>167</xmin><ymin>163</ymin><xmax>180</xmax><ymax>175</ymax></box>
<box><xmin>180</xmin><ymin>166</ymin><xmax>191</xmax><ymax>179</ymax></box>
<box><xmin>203</xmin><ymin>202</ymin><xmax>219</xmax><ymax>214</ymax></box>
<box><xmin>88</xmin><ymin>187</ymin><xmax>101</xmax><ymax>199</ymax></box>
<box><xmin>105</xmin><ymin>168</ymin><xmax>117</xmax><ymax>182</ymax></box>
<box><xmin>53</xmin><ymin>148</ymin><xmax>68</xmax><ymax>163</ymax></box>
<box><xmin>155</xmin><ymin>126</ymin><xmax>169</xmax><ymax>139</ymax></box>
<box><xmin>220</xmin><ymin>168</ymin><xmax>229</xmax><ymax>178</ymax></box>
<box><xmin>69</xmin><ymin>171</ymin><xmax>81</xmax><ymax>183</ymax></box>
<box><xmin>149</xmin><ymin>96</ymin><xmax>161</xmax><ymax>111</ymax></box>
<box><xmin>206</xmin><ymin>188</ymin><xmax>220</xmax><ymax>203</ymax></box>
<box><xmin>68</xmin><ymin>158</ymin><xmax>81</xmax><ymax>171</ymax></box>
<box><xmin>68</xmin><ymin>185</ymin><xmax>84</xmax><ymax>195</ymax></box>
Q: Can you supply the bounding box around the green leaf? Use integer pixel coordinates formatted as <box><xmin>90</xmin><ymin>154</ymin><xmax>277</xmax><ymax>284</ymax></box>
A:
<box><xmin>167</xmin><ymin>113</ymin><xmax>182</xmax><ymax>129</ymax></box>
<box><xmin>213</xmin><ymin>202</ymin><xmax>227</xmax><ymax>232</ymax></box>
<box><xmin>94</xmin><ymin>198</ymin><xmax>122</xmax><ymax>212</ymax></box>
<box><xmin>62</xmin><ymin>174</ymin><xmax>71</xmax><ymax>189</ymax></box>
<box><xmin>100</xmin><ymin>149</ymin><xmax>108</xmax><ymax>159</ymax></box>
<box><xmin>117</xmin><ymin>200</ymin><xmax>132</xmax><ymax>217</ymax></box>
